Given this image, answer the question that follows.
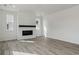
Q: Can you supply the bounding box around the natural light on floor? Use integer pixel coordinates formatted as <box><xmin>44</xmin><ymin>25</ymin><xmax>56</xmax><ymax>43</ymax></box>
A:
<box><xmin>19</xmin><ymin>40</ymin><xmax>35</xmax><ymax>43</ymax></box>
<box><xmin>12</xmin><ymin>51</ymin><xmax>37</xmax><ymax>55</ymax></box>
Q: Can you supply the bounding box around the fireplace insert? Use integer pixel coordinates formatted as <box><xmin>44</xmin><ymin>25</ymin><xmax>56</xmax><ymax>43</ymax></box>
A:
<box><xmin>22</xmin><ymin>30</ymin><xmax>33</xmax><ymax>36</ymax></box>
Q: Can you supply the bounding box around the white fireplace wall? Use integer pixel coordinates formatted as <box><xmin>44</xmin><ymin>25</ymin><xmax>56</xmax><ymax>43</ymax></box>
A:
<box><xmin>18</xmin><ymin>12</ymin><xmax>36</xmax><ymax>25</ymax></box>
<box><xmin>17</xmin><ymin>11</ymin><xmax>37</xmax><ymax>39</ymax></box>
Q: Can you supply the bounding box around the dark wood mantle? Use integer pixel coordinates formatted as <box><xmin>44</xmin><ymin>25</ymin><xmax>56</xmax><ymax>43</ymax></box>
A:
<box><xmin>19</xmin><ymin>25</ymin><xmax>36</xmax><ymax>28</ymax></box>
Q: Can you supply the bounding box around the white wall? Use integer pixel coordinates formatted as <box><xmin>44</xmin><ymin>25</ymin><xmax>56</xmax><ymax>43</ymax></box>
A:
<box><xmin>0</xmin><ymin>10</ymin><xmax>3</xmax><ymax>40</ymax></box>
<box><xmin>36</xmin><ymin>15</ymin><xmax>44</xmax><ymax>36</ymax></box>
<box><xmin>18</xmin><ymin>12</ymin><xmax>36</xmax><ymax>25</ymax></box>
<box><xmin>44</xmin><ymin>5</ymin><xmax>79</xmax><ymax>44</ymax></box>
<box><xmin>0</xmin><ymin>9</ymin><xmax>18</xmax><ymax>41</ymax></box>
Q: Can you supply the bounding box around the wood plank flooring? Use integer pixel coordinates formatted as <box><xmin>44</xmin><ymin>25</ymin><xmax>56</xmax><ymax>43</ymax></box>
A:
<box><xmin>0</xmin><ymin>37</ymin><xmax>79</xmax><ymax>55</ymax></box>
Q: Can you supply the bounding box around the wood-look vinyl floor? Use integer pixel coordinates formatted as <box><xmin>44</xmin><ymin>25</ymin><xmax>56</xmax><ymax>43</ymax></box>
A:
<box><xmin>0</xmin><ymin>37</ymin><xmax>79</xmax><ymax>55</ymax></box>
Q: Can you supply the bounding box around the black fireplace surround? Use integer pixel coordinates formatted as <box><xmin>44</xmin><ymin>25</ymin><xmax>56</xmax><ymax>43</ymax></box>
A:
<box><xmin>22</xmin><ymin>30</ymin><xmax>33</xmax><ymax>36</ymax></box>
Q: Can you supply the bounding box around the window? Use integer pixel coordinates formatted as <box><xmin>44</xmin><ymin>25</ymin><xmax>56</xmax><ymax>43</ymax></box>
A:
<box><xmin>6</xmin><ymin>14</ymin><xmax>14</xmax><ymax>31</ymax></box>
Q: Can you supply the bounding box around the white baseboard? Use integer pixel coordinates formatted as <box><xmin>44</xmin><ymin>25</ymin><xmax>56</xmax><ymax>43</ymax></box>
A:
<box><xmin>47</xmin><ymin>36</ymin><xmax>79</xmax><ymax>45</ymax></box>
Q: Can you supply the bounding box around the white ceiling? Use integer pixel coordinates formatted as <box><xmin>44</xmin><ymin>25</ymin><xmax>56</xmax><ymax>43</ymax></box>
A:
<box><xmin>14</xmin><ymin>4</ymin><xmax>78</xmax><ymax>14</ymax></box>
<box><xmin>0</xmin><ymin>4</ymin><xmax>78</xmax><ymax>14</ymax></box>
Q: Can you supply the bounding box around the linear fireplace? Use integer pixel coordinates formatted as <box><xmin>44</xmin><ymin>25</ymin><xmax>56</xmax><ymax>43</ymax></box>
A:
<box><xmin>18</xmin><ymin>25</ymin><xmax>36</xmax><ymax>40</ymax></box>
<box><xmin>22</xmin><ymin>30</ymin><xmax>33</xmax><ymax>36</ymax></box>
